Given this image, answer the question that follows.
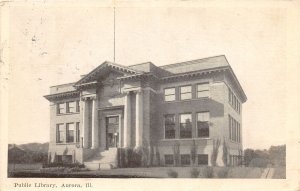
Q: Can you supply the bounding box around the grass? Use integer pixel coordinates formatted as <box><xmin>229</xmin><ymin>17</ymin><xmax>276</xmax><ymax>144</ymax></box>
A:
<box><xmin>7</xmin><ymin>165</ymin><xmax>284</xmax><ymax>178</ymax></box>
<box><xmin>8</xmin><ymin>163</ymin><xmax>42</xmax><ymax>172</ymax></box>
<box><xmin>272</xmin><ymin>167</ymin><xmax>286</xmax><ymax>179</ymax></box>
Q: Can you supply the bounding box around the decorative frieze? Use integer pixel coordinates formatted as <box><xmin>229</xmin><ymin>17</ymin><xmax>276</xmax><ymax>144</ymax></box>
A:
<box><xmin>44</xmin><ymin>91</ymin><xmax>80</xmax><ymax>102</ymax></box>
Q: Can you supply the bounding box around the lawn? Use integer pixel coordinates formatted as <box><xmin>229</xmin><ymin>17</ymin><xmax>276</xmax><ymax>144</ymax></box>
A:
<box><xmin>8</xmin><ymin>163</ymin><xmax>42</xmax><ymax>172</ymax></box>
<box><xmin>272</xmin><ymin>167</ymin><xmax>286</xmax><ymax>179</ymax></box>
<box><xmin>8</xmin><ymin>166</ymin><xmax>281</xmax><ymax>178</ymax></box>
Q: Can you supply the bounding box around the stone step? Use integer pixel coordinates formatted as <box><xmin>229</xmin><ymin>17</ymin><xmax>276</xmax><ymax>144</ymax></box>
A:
<box><xmin>84</xmin><ymin>148</ymin><xmax>118</xmax><ymax>170</ymax></box>
<box><xmin>84</xmin><ymin>162</ymin><xmax>114</xmax><ymax>170</ymax></box>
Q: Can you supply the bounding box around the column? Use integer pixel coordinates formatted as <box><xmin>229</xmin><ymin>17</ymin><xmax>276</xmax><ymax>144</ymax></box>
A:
<box><xmin>82</xmin><ymin>99</ymin><xmax>89</xmax><ymax>148</ymax></box>
<box><xmin>135</xmin><ymin>90</ymin><xmax>143</xmax><ymax>148</ymax></box>
<box><xmin>123</xmin><ymin>92</ymin><xmax>131</xmax><ymax>148</ymax></box>
<box><xmin>118</xmin><ymin>114</ymin><xmax>122</xmax><ymax>148</ymax></box>
<box><xmin>91</xmin><ymin>97</ymin><xmax>99</xmax><ymax>149</ymax></box>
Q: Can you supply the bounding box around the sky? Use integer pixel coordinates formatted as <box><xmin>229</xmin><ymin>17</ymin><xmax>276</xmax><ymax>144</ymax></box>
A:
<box><xmin>6</xmin><ymin>2</ymin><xmax>289</xmax><ymax>149</ymax></box>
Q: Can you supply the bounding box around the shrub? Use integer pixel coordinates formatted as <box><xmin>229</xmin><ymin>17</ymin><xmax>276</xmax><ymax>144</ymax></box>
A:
<box><xmin>155</xmin><ymin>146</ymin><xmax>160</xmax><ymax>166</ymax></box>
<box><xmin>190</xmin><ymin>168</ymin><xmax>200</xmax><ymax>178</ymax></box>
<box><xmin>173</xmin><ymin>141</ymin><xmax>180</xmax><ymax>166</ymax></box>
<box><xmin>190</xmin><ymin>140</ymin><xmax>197</xmax><ymax>165</ymax></box>
<box><xmin>201</xmin><ymin>166</ymin><xmax>214</xmax><ymax>178</ymax></box>
<box><xmin>211</xmin><ymin>139</ymin><xmax>220</xmax><ymax>166</ymax></box>
<box><xmin>249</xmin><ymin>158</ymin><xmax>269</xmax><ymax>168</ymax></box>
<box><xmin>141</xmin><ymin>139</ymin><xmax>150</xmax><ymax>167</ymax></box>
<box><xmin>217</xmin><ymin>167</ymin><xmax>229</xmax><ymax>178</ymax></box>
<box><xmin>128</xmin><ymin>148</ymin><xmax>141</xmax><ymax>168</ymax></box>
<box><xmin>167</xmin><ymin>169</ymin><xmax>178</xmax><ymax>178</ymax></box>
<box><xmin>42</xmin><ymin>162</ymin><xmax>84</xmax><ymax>168</ymax></box>
<box><xmin>222</xmin><ymin>139</ymin><xmax>228</xmax><ymax>166</ymax></box>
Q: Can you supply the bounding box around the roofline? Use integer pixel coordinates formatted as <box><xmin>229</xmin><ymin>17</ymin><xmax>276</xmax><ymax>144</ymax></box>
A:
<box><xmin>128</xmin><ymin>61</ymin><xmax>154</xmax><ymax>67</ymax></box>
<box><xmin>223</xmin><ymin>56</ymin><xmax>247</xmax><ymax>102</ymax></box>
<box><xmin>160</xmin><ymin>66</ymin><xmax>228</xmax><ymax>80</ymax></box>
<box><xmin>159</xmin><ymin>55</ymin><xmax>226</xmax><ymax>69</ymax></box>
<box><xmin>74</xmin><ymin>61</ymin><xmax>142</xmax><ymax>86</ymax></box>
<box><xmin>50</xmin><ymin>82</ymin><xmax>76</xmax><ymax>88</ymax></box>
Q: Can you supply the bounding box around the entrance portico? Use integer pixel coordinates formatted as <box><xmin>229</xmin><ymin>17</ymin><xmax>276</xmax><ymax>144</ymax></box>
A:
<box><xmin>80</xmin><ymin>88</ymin><xmax>144</xmax><ymax>150</ymax></box>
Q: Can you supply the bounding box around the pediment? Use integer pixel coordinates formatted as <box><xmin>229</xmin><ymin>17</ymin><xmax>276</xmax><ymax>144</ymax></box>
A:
<box><xmin>74</xmin><ymin>61</ymin><xmax>142</xmax><ymax>88</ymax></box>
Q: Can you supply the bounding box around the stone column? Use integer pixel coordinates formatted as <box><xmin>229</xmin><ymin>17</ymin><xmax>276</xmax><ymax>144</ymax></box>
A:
<box><xmin>123</xmin><ymin>92</ymin><xmax>131</xmax><ymax>148</ymax></box>
<box><xmin>135</xmin><ymin>90</ymin><xmax>143</xmax><ymax>148</ymax></box>
<box><xmin>82</xmin><ymin>98</ymin><xmax>89</xmax><ymax>148</ymax></box>
<box><xmin>118</xmin><ymin>114</ymin><xmax>122</xmax><ymax>148</ymax></box>
<box><xmin>91</xmin><ymin>97</ymin><xmax>99</xmax><ymax>149</ymax></box>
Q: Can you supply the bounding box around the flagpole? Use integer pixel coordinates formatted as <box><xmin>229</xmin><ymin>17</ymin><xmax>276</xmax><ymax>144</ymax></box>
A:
<box><xmin>113</xmin><ymin>6</ymin><xmax>116</xmax><ymax>63</ymax></box>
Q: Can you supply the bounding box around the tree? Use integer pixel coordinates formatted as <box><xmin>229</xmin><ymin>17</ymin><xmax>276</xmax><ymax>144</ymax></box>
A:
<box><xmin>269</xmin><ymin>145</ymin><xmax>285</xmax><ymax>166</ymax></box>
<box><xmin>211</xmin><ymin>139</ymin><xmax>220</xmax><ymax>166</ymax></box>
<box><xmin>244</xmin><ymin>145</ymin><xmax>286</xmax><ymax>167</ymax></box>
<box><xmin>190</xmin><ymin>139</ymin><xmax>197</xmax><ymax>165</ymax></box>
<box><xmin>222</xmin><ymin>139</ymin><xmax>228</xmax><ymax>166</ymax></box>
<box><xmin>173</xmin><ymin>141</ymin><xmax>180</xmax><ymax>166</ymax></box>
<box><xmin>244</xmin><ymin>149</ymin><xmax>255</xmax><ymax>167</ymax></box>
<box><xmin>155</xmin><ymin>145</ymin><xmax>160</xmax><ymax>166</ymax></box>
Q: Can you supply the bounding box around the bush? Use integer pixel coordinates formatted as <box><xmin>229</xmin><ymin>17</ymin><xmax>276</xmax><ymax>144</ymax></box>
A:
<box><xmin>201</xmin><ymin>166</ymin><xmax>214</xmax><ymax>178</ymax></box>
<box><xmin>217</xmin><ymin>167</ymin><xmax>229</xmax><ymax>178</ymax></box>
<box><xmin>249</xmin><ymin>158</ymin><xmax>269</xmax><ymax>168</ymax></box>
<box><xmin>129</xmin><ymin>148</ymin><xmax>141</xmax><ymax>168</ymax></box>
<box><xmin>190</xmin><ymin>168</ymin><xmax>200</xmax><ymax>178</ymax></box>
<box><xmin>42</xmin><ymin>162</ymin><xmax>85</xmax><ymax>168</ymax></box>
<box><xmin>167</xmin><ymin>169</ymin><xmax>178</xmax><ymax>178</ymax></box>
<box><xmin>211</xmin><ymin>139</ymin><xmax>220</xmax><ymax>166</ymax></box>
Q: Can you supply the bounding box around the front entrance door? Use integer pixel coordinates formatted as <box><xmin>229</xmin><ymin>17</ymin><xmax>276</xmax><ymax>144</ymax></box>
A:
<box><xmin>106</xmin><ymin>116</ymin><xmax>119</xmax><ymax>149</ymax></box>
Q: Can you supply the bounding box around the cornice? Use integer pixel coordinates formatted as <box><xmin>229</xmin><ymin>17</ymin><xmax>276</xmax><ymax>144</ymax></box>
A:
<box><xmin>160</xmin><ymin>67</ymin><xmax>228</xmax><ymax>82</ymax></box>
<box><xmin>44</xmin><ymin>90</ymin><xmax>80</xmax><ymax>101</ymax></box>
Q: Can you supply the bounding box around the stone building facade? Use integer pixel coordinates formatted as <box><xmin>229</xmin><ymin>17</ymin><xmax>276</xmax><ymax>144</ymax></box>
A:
<box><xmin>44</xmin><ymin>55</ymin><xmax>247</xmax><ymax>169</ymax></box>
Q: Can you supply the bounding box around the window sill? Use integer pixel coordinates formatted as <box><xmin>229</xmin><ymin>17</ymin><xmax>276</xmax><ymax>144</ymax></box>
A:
<box><xmin>56</xmin><ymin>112</ymin><xmax>80</xmax><ymax>116</ymax></box>
<box><xmin>164</xmin><ymin>97</ymin><xmax>210</xmax><ymax>103</ymax></box>
<box><xmin>161</xmin><ymin>138</ymin><xmax>211</xmax><ymax>141</ymax></box>
<box><xmin>56</xmin><ymin>142</ymin><xmax>79</xmax><ymax>145</ymax></box>
<box><xmin>228</xmin><ymin>102</ymin><xmax>241</xmax><ymax>114</ymax></box>
<box><xmin>229</xmin><ymin>140</ymin><xmax>241</xmax><ymax>144</ymax></box>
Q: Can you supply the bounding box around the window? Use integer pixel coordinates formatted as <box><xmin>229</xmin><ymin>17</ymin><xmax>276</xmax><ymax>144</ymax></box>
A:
<box><xmin>55</xmin><ymin>155</ymin><xmax>63</xmax><ymax>163</ymax></box>
<box><xmin>164</xmin><ymin>114</ymin><xmax>176</xmax><ymax>139</ymax></box>
<box><xmin>180</xmin><ymin>114</ymin><xmax>192</xmax><ymax>138</ymax></box>
<box><xmin>66</xmin><ymin>101</ymin><xmax>76</xmax><ymax>113</ymax></box>
<box><xmin>181</xmin><ymin>154</ymin><xmax>191</xmax><ymax>166</ymax></box>
<box><xmin>165</xmin><ymin>155</ymin><xmax>174</xmax><ymax>165</ymax></box>
<box><xmin>164</xmin><ymin>88</ymin><xmax>176</xmax><ymax>101</ymax></box>
<box><xmin>197</xmin><ymin>112</ymin><xmax>210</xmax><ymax>138</ymax></box>
<box><xmin>229</xmin><ymin>89</ymin><xmax>232</xmax><ymax>103</ymax></box>
<box><xmin>228</xmin><ymin>88</ymin><xmax>241</xmax><ymax>114</ymax></box>
<box><xmin>233</xmin><ymin>120</ymin><xmax>236</xmax><ymax>141</ymax></box>
<box><xmin>62</xmin><ymin>155</ymin><xmax>73</xmax><ymax>163</ymax></box>
<box><xmin>76</xmin><ymin>100</ymin><xmax>80</xmax><ymax>112</ymax></box>
<box><xmin>76</xmin><ymin>122</ymin><xmax>80</xmax><ymax>142</ymax></box>
<box><xmin>198</xmin><ymin>154</ymin><xmax>208</xmax><ymax>165</ymax></box>
<box><xmin>66</xmin><ymin>123</ymin><xmax>75</xmax><ymax>143</ymax></box>
<box><xmin>229</xmin><ymin>116</ymin><xmax>232</xmax><ymax>140</ymax></box>
<box><xmin>197</xmin><ymin>82</ymin><xmax>209</xmax><ymax>98</ymax></box>
<box><xmin>229</xmin><ymin>115</ymin><xmax>241</xmax><ymax>142</ymax></box>
<box><xmin>57</xmin><ymin>103</ymin><xmax>66</xmax><ymax>114</ymax></box>
<box><xmin>180</xmin><ymin>85</ymin><xmax>192</xmax><ymax>100</ymax></box>
<box><xmin>237</xmin><ymin>123</ymin><xmax>240</xmax><ymax>142</ymax></box>
<box><xmin>56</xmin><ymin>124</ymin><xmax>65</xmax><ymax>143</ymax></box>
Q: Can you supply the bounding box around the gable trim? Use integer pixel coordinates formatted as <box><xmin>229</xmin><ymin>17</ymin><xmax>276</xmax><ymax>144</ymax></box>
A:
<box><xmin>74</xmin><ymin>61</ymin><xmax>142</xmax><ymax>87</ymax></box>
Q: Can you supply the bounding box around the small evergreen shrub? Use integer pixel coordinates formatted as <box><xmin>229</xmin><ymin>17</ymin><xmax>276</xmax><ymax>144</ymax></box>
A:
<box><xmin>42</xmin><ymin>162</ymin><xmax>84</xmax><ymax>168</ymax></box>
<box><xmin>190</xmin><ymin>168</ymin><xmax>200</xmax><ymax>178</ymax></box>
<box><xmin>167</xmin><ymin>169</ymin><xmax>178</xmax><ymax>178</ymax></box>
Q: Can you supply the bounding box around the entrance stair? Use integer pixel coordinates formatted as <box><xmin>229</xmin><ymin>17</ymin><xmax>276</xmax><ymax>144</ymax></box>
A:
<box><xmin>84</xmin><ymin>148</ymin><xmax>118</xmax><ymax>170</ymax></box>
